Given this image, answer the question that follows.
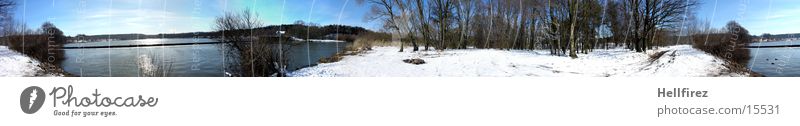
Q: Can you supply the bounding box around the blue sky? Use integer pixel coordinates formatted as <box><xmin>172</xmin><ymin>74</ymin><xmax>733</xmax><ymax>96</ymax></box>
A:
<box><xmin>12</xmin><ymin>0</ymin><xmax>799</xmax><ymax>36</ymax></box>
<box><xmin>13</xmin><ymin>0</ymin><xmax>378</xmax><ymax>36</ymax></box>
<box><xmin>693</xmin><ymin>0</ymin><xmax>798</xmax><ymax>35</ymax></box>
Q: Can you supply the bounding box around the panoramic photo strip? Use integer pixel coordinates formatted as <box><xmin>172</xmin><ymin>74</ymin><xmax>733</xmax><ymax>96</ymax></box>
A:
<box><xmin>4</xmin><ymin>1</ymin><xmax>800</xmax><ymax>126</ymax></box>
<box><xmin>0</xmin><ymin>0</ymin><xmax>797</xmax><ymax>77</ymax></box>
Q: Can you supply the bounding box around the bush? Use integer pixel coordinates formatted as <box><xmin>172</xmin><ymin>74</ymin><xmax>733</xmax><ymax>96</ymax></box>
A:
<box><xmin>237</xmin><ymin>40</ymin><xmax>289</xmax><ymax>77</ymax></box>
<box><xmin>691</xmin><ymin>21</ymin><xmax>751</xmax><ymax>65</ymax></box>
<box><xmin>4</xmin><ymin>22</ymin><xmax>68</xmax><ymax>74</ymax></box>
<box><xmin>214</xmin><ymin>9</ymin><xmax>290</xmax><ymax>77</ymax></box>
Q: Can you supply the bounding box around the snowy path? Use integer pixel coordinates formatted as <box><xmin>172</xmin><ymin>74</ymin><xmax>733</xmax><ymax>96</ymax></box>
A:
<box><xmin>290</xmin><ymin>45</ymin><xmax>748</xmax><ymax>77</ymax></box>
<box><xmin>0</xmin><ymin>46</ymin><xmax>58</xmax><ymax>77</ymax></box>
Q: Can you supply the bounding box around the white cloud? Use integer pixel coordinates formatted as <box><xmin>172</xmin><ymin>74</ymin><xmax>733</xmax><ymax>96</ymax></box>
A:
<box><xmin>64</xmin><ymin>8</ymin><xmax>212</xmax><ymax>35</ymax></box>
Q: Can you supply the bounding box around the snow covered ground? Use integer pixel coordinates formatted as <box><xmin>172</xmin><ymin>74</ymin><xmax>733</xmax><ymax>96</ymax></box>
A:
<box><xmin>289</xmin><ymin>45</ymin><xmax>749</xmax><ymax>77</ymax></box>
<box><xmin>0</xmin><ymin>46</ymin><xmax>62</xmax><ymax>77</ymax></box>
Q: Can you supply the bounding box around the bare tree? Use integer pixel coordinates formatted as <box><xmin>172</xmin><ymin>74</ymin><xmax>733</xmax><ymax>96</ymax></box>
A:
<box><xmin>355</xmin><ymin>0</ymin><xmax>701</xmax><ymax>60</ymax></box>
<box><xmin>214</xmin><ymin>9</ymin><xmax>288</xmax><ymax>77</ymax></box>
<box><xmin>430</xmin><ymin>0</ymin><xmax>454</xmax><ymax>50</ymax></box>
<box><xmin>0</xmin><ymin>0</ymin><xmax>14</xmax><ymax>44</ymax></box>
<box><xmin>359</xmin><ymin>0</ymin><xmax>421</xmax><ymax>51</ymax></box>
<box><xmin>413</xmin><ymin>0</ymin><xmax>434</xmax><ymax>51</ymax></box>
<box><xmin>623</xmin><ymin>0</ymin><xmax>699</xmax><ymax>52</ymax></box>
<box><xmin>452</xmin><ymin>0</ymin><xmax>475</xmax><ymax>49</ymax></box>
<box><xmin>567</xmin><ymin>0</ymin><xmax>578</xmax><ymax>58</ymax></box>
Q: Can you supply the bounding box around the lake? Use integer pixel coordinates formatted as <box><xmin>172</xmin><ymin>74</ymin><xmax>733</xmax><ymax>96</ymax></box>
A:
<box><xmin>62</xmin><ymin>38</ymin><xmax>349</xmax><ymax>77</ymax></box>
<box><xmin>748</xmin><ymin>40</ymin><xmax>800</xmax><ymax>77</ymax></box>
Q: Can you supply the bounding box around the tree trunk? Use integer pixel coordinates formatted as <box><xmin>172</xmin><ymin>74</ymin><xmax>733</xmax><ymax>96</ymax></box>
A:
<box><xmin>415</xmin><ymin>0</ymin><xmax>430</xmax><ymax>51</ymax></box>
<box><xmin>568</xmin><ymin>1</ymin><xmax>578</xmax><ymax>58</ymax></box>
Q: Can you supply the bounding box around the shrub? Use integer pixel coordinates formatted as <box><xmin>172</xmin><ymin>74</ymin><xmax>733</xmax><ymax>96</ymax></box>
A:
<box><xmin>235</xmin><ymin>40</ymin><xmax>289</xmax><ymax>77</ymax></box>
<box><xmin>4</xmin><ymin>22</ymin><xmax>68</xmax><ymax>73</ymax></box>
<box><xmin>691</xmin><ymin>21</ymin><xmax>751</xmax><ymax>65</ymax></box>
<box><xmin>214</xmin><ymin>9</ymin><xmax>290</xmax><ymax>77</ymax></box>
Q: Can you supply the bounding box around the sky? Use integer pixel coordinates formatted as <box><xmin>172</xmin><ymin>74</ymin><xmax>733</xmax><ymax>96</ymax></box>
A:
<box><xmin>691</xmin><ymin>0</ymin><xmax>797</xmax><ymax>35</ymax></box>
<box><xmin>11</xmin><ymin>0</ymin><xmax>799</xmax><ymax>36</ymax></box>
<box><xmin>12</xmin><ymin>0</ymin><xmax>379</xmax><ymax>36</ymax></box>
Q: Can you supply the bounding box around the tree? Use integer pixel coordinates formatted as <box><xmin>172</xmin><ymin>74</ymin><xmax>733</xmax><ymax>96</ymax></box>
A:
<box><xmin>545</xmin><ymin>0</ymin><xmax>564</xmax><ymax>55</ymax></box>
<box><xmin>359</xmin><ymin>0</ymin><xmax>421</xmax><ymax>52</ymax></box>
<box><xmin>213</xmin><ymin>9</ymin><xmax>288</xmax><ymax>77</ymax></box>
<box><xmin>623</xmin><ymin>0</ymin><xmax>698</xmax><ymax>52</ymax></box>
<box><xmin>356</xmin><ymin>0</ymin><xmax>703</xmax><ymax>60</ymax></box>
<box><xmin>452</xmin><ymin>0</ymin><xmax>476</xmax><ymax>49</ymax></box>
<box><xmin>691</xmin><ymin>21</ymin><xmax>751</xmax><ymax>66</ymax></box>
<box><xmin>0</xmin><ymin>0</ymin><xmax>14</xmax><ymax>41</ymax></box>
<box><xmin>42</xmin><ymin>22</ymin><xmax>66</xmax><ymax>43</ymax></box>
<box><xmin>392</xmin><ymin>0</ymin><xmax>413</xmax><ymax>52</ymax></box>
<box><xmin>604</xmin><ymin>0</ymin><xmax>625</xmax><ymax>48</ymax></box>
<box><xmin>412</xmin><ymin>0</ymin><xmax>434</xmax><ymax>51</ymax></box>
<box><xmin>214</xmin><ymin>9</ymin><xmax>263</xmax><ymax>44</ymax></box>
<box><xmin>2</xmin><ymin>21</ymin><xmax>67</xmax><ymax>73</ymax></box>
<box><xmin>431</xmin><ymin>0</ymin><xmax>454</xmax><ymax>50</ymax></box>
<box><xmin>567</xmin><ymin>0</ymin><xmax>578</xmax><ymax>58</ymax></box>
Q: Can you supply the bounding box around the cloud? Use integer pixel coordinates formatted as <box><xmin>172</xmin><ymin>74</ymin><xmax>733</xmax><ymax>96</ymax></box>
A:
<box><xmin>64</xmin><ymin>8</ymin><xmax>212</xmax><ymax>35</ymax></box>
<box><xmin>764</xmin><ymin>8</ymin><xmax>800</xmax><ymax>20</ymax></box>
<box><xmin>18</xmin><ymin>0</ymin><xmax>376</xmax><ymax>35</ymax></box>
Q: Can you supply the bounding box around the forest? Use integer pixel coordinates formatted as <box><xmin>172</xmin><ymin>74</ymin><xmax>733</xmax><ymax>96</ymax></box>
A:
<box><xmin>358</xmin><ymin>0</ymin><xmax>738</xmax><ymax>59</ymax></box>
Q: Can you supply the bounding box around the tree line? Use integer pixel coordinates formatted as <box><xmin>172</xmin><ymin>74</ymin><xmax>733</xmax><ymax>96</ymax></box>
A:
<box><xmin>361</xmin><ymin>0</ymin><xmax>701</xmax><ymax>58</ymax></box>
<box><xmin>69</xmin><ymin>22</ymin><xmax>371</xmax><ymax>43</ymax></box>
<box><xmin>0</xmin><ymin>0</ymin><xmax>71</xmax><ymax>75</ymax></box>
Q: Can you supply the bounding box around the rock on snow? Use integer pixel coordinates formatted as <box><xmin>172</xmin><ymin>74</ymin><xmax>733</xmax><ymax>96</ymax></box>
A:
<box><xmin>289</xmin><ymin>45</ymin><xmax>748</xmax><ymax>77</ymax></box>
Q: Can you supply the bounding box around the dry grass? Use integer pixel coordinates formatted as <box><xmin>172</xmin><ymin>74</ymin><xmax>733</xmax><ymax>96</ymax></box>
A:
<box><xmin>318</xmin><ymin>32</ymin><xmax>392</xmax><ymax>63</ymax></box>
<box><xmin>136</xmin><ymin>54</ymin><xmax>174</xmax><ymax>77</ymax></box>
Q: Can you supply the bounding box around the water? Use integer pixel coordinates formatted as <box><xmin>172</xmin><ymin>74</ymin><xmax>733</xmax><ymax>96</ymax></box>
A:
<box><xmin>62</xmin><ymin>38</ymin><xmax>349</xmax><ymax>77</ymax></box>
<box><xmin>748</xmin><ymin>40</ymin><xmax>800</xmax><ymax>77</ymax></box>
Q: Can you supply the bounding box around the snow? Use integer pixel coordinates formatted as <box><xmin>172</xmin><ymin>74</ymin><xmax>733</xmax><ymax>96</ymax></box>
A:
<box><xmin>289</xmin><ymin>37</ymin><xmax>346</xmax><ymax>43</ymax></box>
<box><xmin>289</xmin><ymin>45</ymin><xmax>748</xmax><ymax>77</ymax></box>
<box><xmin>289</xmin><ymin>37</ymin><xmax>304</xmax><ymax>41</ymax></box>
<box><xmin>0</xmin><ymin>46</ymin><xmax>60</xmax><ymax>77</ymax></box>
<box><xmin>307</xmin><ymin>39</ymin><xmax>346</xmax><ymax>43</ymax></box>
